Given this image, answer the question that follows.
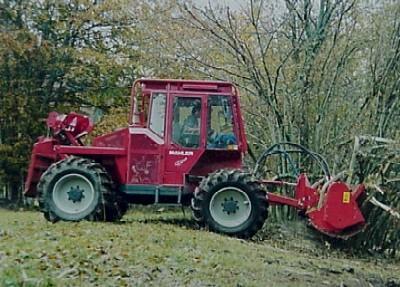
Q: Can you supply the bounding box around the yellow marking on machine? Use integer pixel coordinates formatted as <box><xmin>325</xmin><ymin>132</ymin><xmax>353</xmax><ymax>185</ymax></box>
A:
<box><xmin>342</xmin><ymin>191</ymin><xmax>351</xmax><ymax>203</ymax></box>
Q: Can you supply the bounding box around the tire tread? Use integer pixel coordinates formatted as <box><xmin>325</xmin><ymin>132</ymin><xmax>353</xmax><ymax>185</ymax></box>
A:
<box><xmin>191</xmin><ymin>169</ymin><xmax>268</xmax><ymax>238</ymax></box>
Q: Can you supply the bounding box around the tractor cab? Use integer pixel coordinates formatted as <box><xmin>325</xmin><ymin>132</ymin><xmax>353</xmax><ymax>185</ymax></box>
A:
<box><xmin>125</xmin><ymin>79</ymin><xmax>247</xmax><ymax>189</ymax></box>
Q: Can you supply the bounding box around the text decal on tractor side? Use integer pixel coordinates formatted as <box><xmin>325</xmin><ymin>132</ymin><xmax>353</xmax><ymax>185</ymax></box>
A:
<box><xmin>24</xmin><ymin>79</ymin><xmax>365</xmax><ymax>239</ymax></box>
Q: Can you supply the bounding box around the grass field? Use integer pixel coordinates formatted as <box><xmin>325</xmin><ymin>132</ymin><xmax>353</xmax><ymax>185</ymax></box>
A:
<box><xmin>0</xmin><ymin>207</ymin><xmax>399</xmax><ymax>287</ymax></box>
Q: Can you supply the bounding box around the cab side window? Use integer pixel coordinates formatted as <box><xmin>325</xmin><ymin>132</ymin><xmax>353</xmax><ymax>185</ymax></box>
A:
<box><xmin>149</xmin><ymin>93</ymin><xmax>166</xmax><ymax>138</ymax></box>
<box><xmin>207</xmin><ymin>95</ymin><xmax>237</xmax><ymax>149</ymax></box>
<box><xmin>172</xmin><ymin>97</ymin><xmax>201</xmax><ymax>148</ymax></box>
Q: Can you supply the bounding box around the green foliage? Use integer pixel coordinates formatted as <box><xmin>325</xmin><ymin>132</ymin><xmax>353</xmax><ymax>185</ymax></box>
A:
<box><xmin>0</xmin><ymin>0</ymin><xmax>139</xmax><ymax>201</ymax></box>
<box><xmin>92</xmin><ymin>107</ymin><xmax>130</xmax><ymax>137</ymax></box>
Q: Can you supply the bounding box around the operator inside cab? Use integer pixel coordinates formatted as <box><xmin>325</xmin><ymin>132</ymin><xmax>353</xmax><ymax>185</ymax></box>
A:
<box><xmin>182</xmin><ymin>103</ymin><xmax>201</xmax><ymax>135</ymax></box>
<box><xmin>172</xmin><ymin>98</ymin><xmax>202</xmax><ymax>148</ymax></box>
<box><xmin>179</xmin><ymin>102</ymin><xmax>201</xmax><ymax>147</ymax></box>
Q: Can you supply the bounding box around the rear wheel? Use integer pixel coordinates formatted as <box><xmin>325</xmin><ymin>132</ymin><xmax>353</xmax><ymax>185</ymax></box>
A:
<box><xmin>38</xmin><ymin>156</ymin><xmax>127</xmax><ymax>222</ymax></box>
<box><xmin>191</xmin><ymin>169</ymin><xmax>268</xmax><ymax>238</ymax></box>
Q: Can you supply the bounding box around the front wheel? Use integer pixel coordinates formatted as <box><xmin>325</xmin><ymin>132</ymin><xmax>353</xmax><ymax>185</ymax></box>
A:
<box><xmin>38</xmin><ymin>156</ymin><xmax>127</xmax><ymax>222</ymax></box>
<box><xmin>191</xmin><ymin>170</ymin><xmax>268</xmax><ymax>238</ymax></box>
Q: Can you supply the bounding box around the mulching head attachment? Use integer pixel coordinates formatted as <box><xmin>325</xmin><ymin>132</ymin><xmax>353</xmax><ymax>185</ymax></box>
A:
<box><xmin>254</xmin><ymin>143</ymin><xmax>366</xmax><ymax>239</ymax></box>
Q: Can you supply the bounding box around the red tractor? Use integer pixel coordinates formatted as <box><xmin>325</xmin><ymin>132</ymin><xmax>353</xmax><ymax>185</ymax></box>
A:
<box><xmin>25</xmin><ymin>79</ymin><xmax>366</xmax><ymax>239</ymax></box>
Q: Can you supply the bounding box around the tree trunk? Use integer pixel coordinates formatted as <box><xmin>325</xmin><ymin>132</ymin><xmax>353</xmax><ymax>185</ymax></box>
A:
<box><xmin>9</xmin><ymin>181</ymin><xmax>21</xmax><ymax>204</ymax></box>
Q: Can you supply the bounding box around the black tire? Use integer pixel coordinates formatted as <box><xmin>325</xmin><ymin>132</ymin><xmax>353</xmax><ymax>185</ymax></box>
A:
<box><xmin>37</xmin><ymin>156</ymin><xmax>127</xmax><ymax>222</ymax></box>
<box><xmin>191</xmin><ymin>169</ymin><xmax>268</xmax><ymax>238</ymax></box>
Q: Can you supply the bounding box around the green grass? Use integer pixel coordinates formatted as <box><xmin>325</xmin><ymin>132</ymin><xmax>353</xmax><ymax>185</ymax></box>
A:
<box><xmin>0</xmin><ymin>207</ymin><xmax>399</xmax><ymax>287</ymax></box>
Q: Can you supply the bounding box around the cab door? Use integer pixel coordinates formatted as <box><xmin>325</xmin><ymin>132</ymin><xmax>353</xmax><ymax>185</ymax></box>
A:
<box><xmin>128</xmin><ymin>93</ymin><xmax>166</xmax><ymax>185</ymax></box>
<box><xmin>163</xmin><ymin>95</ymin><xmax>205</xmax><ymax>185</ymax></box>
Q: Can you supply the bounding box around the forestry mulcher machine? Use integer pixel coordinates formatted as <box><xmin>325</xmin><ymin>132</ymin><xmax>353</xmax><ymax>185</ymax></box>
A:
<box><xmin>25</xmin><ymin>79</ymin><xmax>366</xmax><ymax>239</ymax></box>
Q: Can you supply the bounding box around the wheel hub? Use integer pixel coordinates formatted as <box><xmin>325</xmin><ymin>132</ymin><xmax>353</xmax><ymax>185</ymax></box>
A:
<box><xmin>67</xmin><ymin>185</ymin><xmax>85</xmax><ymax>203</ymax></box>
<box><xmin>221</xmin><ymin>197</ymin><xmax>239</xmax><ymax>214</ymax></box>
<box><xmin>209</xmin><ymin>186</ymin><xmax>252</xmax><ymax>228</ymax></box>
<box><xmin>52</xmin><ymin>173</ymin><xmax>95</xmax><ymax>215</ymax></box>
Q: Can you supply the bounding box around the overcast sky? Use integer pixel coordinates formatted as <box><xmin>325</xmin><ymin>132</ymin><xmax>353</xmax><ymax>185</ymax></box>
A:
<box><xmin>194</xmin><ymin>0</ymin><xmax>242</xmax><ymax>9</ymax></box>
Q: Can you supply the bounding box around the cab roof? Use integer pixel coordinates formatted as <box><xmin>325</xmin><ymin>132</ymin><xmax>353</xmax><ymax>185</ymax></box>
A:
<box><xmin>134</xmin><ymin>78</ymin><xmax>236</xmax><ymax>94</ymax></box>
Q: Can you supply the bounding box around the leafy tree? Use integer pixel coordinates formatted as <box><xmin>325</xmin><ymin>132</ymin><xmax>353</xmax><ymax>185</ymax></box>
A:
<box><xmin>137</xmin><ymin>0</ymin><xmax>399</xmax><ymax>162</ymax></box>
<box><xmin>0</xmin><ymin>0</ymin><xmax>140</xmax><ymax>202</ymax></box>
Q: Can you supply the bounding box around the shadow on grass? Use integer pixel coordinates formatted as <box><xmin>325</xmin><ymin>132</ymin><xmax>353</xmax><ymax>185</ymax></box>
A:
<box><xmin>129</xmin><ymin>217</ymin><xmax>200</xmax><ymax>229</ymax></box>
<box><xmin>114</xmin><ymin>208</ymin><xmax>200</xmax><ymax>230</ymax></box>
